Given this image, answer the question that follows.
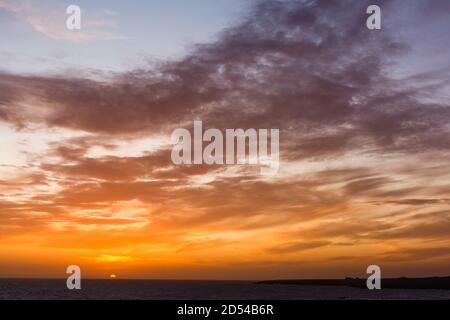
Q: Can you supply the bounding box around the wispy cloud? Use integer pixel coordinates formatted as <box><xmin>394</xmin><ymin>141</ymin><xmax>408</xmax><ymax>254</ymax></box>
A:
<box><xmin>0</xmin><ymin>0</ymin><xmax>125</xmax><ymax>43</ymax></box>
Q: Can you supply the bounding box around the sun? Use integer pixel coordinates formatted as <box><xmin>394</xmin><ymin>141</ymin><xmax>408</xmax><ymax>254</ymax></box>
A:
<box><xmin>109</xmin><ymin>274</ymin><xmax>117</xmax><ymax>279</ymax></box>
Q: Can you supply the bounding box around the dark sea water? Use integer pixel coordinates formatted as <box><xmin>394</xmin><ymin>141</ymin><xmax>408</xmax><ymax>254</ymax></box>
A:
<box><xmin>0</xmin><ymin>279</ymin><xmax>449</xmax><ymax>300</ymax></box>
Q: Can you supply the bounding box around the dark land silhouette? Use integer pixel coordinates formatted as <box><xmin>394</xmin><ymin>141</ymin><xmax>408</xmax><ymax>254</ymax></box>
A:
<box><xmin>257</xmin><ymin>276</ymin><xmax>450</xmax><ymax>290</ymax></box>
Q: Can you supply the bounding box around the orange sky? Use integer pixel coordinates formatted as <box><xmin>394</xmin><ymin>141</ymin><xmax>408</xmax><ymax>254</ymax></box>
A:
<box><xmin>1</xmin><ymin>0</ymin><xmax>450</xmax><ymax>279</ymax></box>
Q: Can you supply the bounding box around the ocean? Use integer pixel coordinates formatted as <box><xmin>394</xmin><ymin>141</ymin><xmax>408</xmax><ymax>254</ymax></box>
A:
<box><xmin>0</xmin><ymin>279</ymin><xmax>449</xmax><ymax>300</ymax></box>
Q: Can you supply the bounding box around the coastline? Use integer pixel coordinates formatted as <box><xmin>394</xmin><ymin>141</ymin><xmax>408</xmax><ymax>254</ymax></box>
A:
<box><xmin>257</xmin><ymin>276</ymin><xmax>450</xmax><ymax>290</ymax></box>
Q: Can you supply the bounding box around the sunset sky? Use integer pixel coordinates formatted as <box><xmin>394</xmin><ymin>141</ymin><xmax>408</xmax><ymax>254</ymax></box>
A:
<box><xmin>1</xmin><ymin>0</ymin><xmax>450</xmax><ymax>280</ymax></box>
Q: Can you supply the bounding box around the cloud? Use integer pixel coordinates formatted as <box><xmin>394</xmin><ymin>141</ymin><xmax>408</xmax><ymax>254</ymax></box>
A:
<box><xmin>0</xmin><ymin>0</ymin><xmax>125</xmax><ymax>43</ymax></box>
<box><xmin>0</xmin><ymin>0</ymin><xmax>448</xmax><ymax>160</ymax></box>
<box><xmin>382</xmin><ymin>246</ymin><xmax>450</xmax><ymax>262</ymax></box>
<box><xmin>268</xmin><ymin>241</ymin><xmax>331</xmax><ymax>254</ymax></box>
<box><xmin>376</xmin><ymin>199</ymin><xmax>450</xmax><ymax>206</ymax></box>
<box><xmin>372</xmin><ymin>219</ymin><xmax>450</xmax><ymax>240</ymax></box>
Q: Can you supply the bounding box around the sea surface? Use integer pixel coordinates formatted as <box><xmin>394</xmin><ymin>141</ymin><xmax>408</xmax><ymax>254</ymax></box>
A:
<box><xmin>0</xmin><ymin>279</ymin><xmax>449</xmax><ymax>300</ymax></box>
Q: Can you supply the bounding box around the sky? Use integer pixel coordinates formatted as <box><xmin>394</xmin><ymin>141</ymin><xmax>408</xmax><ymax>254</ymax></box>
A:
<box><xmin>0</xmin><ymin>0</ymin><xmax>450</xmax><ymax>280</ymax></box>
<box><xmin>0</xmin><ymin>0</ymin><xmax>247</xmax><ymax>72</ymax></box>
